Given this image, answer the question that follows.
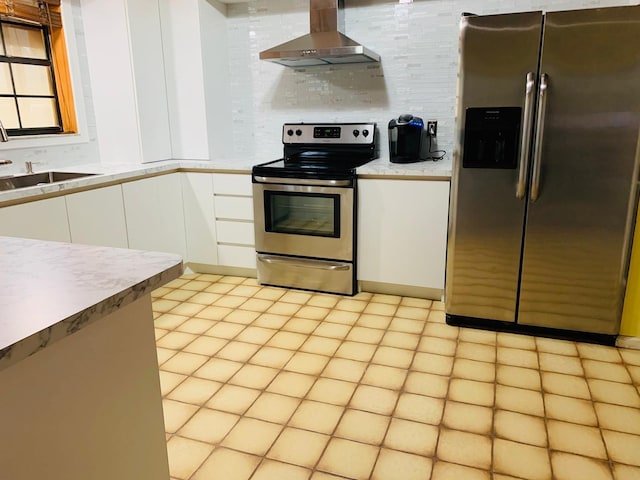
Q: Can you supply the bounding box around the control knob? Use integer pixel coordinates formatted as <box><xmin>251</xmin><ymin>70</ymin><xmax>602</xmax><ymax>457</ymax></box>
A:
<box><xmin>362</xmin><ymin>129</ymin><xmax>370</xmax><ymax>137</ymax></box>
<box><xmin>287</xmin><ymin>129</ymin><xmax>294</xmax><ymax>136</ymax></box>
<box><xmin>353</xmin><ymin>130</ymin><xmax>360</xmax><ymax>137</ymax></box>
<box><xmin>295</xmin><ymin>129</ymin><xmax>302</xmax><ymax>136</ymax></box>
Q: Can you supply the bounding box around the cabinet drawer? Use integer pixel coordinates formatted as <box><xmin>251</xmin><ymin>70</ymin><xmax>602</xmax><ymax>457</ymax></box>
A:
<box><xmin>215</xmin><ymin>196</ymin><xmax>254</xmax><ymax>220</ymax></box>
<box><xmin>218</xmin><ymin>245</ymin><xmax>257</xmax><ymax>269</ymax></box>
<box><xmin>216</xmin><ymin>220</ymin><xmax>255</xmax><ymax>245</ymax></box>
<box><xmin>212</xmin><ymin>173</ymin><xmax>252</xmax><ymax>196</ymax></box>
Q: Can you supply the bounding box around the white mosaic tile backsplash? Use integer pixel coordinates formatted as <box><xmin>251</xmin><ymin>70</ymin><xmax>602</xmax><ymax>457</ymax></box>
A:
<box><xmin>224</xmin><ymin>0</ymin><xmax>635</xmax><ymax>162</ymax></box>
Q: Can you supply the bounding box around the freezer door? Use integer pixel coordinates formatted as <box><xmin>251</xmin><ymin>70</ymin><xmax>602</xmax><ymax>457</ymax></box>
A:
<box><xmin>519</xmin><ymin>6</ymin><xmax>640</xmax><ymax>334</ymax></box>
<box><xmin>446</xmin><ymin>12</ymin><xmax>543</xmax><ymax>322</ymax></box>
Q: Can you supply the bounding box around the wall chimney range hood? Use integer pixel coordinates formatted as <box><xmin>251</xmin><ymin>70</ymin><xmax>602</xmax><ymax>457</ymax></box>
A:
<box><xmin>259</xmin><ymin>0</ymin><xmax>381</xmax><ymax>67</ymax></box>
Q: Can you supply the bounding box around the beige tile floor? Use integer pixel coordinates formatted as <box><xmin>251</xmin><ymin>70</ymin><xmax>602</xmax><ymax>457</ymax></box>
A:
<box><xmin>152</xmin><ymin>273</ymin><xmax>640</xmax><ymax>480</ymax></box>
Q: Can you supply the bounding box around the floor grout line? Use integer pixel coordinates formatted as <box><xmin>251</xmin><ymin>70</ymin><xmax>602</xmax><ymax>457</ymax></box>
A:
<box><xmin>154</xmin><ymin>274</ymin><xmax>640</xmax><ymax>480</ymax></box>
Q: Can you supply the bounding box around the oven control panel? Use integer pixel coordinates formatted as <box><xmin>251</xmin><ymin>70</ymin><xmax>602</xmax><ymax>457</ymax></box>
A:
<box><xmin>283</xmin><ymin>123</ymin><xmax>376</xmax><ymax>145</ymax></box>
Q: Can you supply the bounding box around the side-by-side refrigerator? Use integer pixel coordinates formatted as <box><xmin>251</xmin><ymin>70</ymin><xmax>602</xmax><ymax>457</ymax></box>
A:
<box><xmin>445</xmin><ymin>6</ymin><xmax>640</xmax><ymax>342</ymax></box>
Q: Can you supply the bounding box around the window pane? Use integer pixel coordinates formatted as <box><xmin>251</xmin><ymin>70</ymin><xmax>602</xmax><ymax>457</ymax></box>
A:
<box><xmin>0</xmin><ymin>63</ymin><xmax>13</xmax><ymax>94</ymax></box>
<box><xmin>3</xmin><ymin>24</ymin><xmax>47</xmax><ymax>59</ymax></box>
<box><xmin>17</xmin><ymin>97</ymin><xmax>58</xmax><ymax>128</ymax></box>
<box><xmin>12</xmin><ymin>64</ymin><xmax>53</xmax><ymax>95</ymax></box>
<box><xmin>0</xmin><ymin>98</ymin><xmax>19</xmax><ymax>128</ymax></box>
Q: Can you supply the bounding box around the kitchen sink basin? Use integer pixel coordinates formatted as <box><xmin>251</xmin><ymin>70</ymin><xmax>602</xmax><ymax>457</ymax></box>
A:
<box><xmin>0</xmin><ymin>171</ymin><xmax>97</xmax><ymax>191</ymax></box>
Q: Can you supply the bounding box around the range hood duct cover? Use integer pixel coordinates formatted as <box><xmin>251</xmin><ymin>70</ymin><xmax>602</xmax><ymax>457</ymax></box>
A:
<box><xmin>259</xmin><ymin>0</ymin><xmax>381</xmax><ymax>67</ymax></box>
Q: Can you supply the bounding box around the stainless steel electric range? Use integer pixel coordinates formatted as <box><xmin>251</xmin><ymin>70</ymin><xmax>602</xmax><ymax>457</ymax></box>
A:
<box><xmin>252</xmin><ymin>122</ymin><xmax>377</xmax><ymax>295</ymax></box>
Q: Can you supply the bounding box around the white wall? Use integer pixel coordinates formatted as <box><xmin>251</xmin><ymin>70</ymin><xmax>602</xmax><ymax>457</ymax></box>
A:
<box><xmin>222</xmin><ymin>0</ymin><xmax>637</xmax><ymax>162</ymax></box>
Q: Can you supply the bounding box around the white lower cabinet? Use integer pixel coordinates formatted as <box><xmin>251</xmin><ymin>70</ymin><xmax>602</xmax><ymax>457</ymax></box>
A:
<box><xmin>182</xmin><ymin>173</ymin><xmax>217</xmax><ymax>265</ymax></box>
<box><xmin>66</xmin><ymin>185</ymin><xmax>128</xmax><ymax>248</ymax></box>
<box><xmin>122</xmin><ymin>174</ymin><xmax>187</xmax><ymax>258</ymax></box>
<box><xmin>212</xmin><ymin>173</ymin><xmax>256</xmax><ymax>269</ymax></box>
<box><xmin>0</xmin><ymin>197</ymin><xmax>70</xmax><ymax>242</ymax></box>
<box><xmin>358</xmin><ymin>178</ymin><xmax>450</xmax><ymax>293</ymax></box>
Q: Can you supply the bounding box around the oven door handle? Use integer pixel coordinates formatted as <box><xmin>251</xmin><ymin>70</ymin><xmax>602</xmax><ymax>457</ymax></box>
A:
<box><xmin>254</xmin><ymin>176</ymin><xmax>352</xmax><ymax>187</ymax></box>
<box><xmin>257</xmin><ymin>254</ymin><xmax>351</xmax><ymax>271</ymax></box>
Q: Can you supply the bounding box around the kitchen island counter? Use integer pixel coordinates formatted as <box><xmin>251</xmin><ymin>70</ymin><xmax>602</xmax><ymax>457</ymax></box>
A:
<box><xmin>0</xmin><ymin>236</ymin><xmax>182</xmax><ymax>371</ymax></box>
<box><xmin>0</xmin><ymin>236</ymin><xmax>181</xmax><ymax>480</ymax></box>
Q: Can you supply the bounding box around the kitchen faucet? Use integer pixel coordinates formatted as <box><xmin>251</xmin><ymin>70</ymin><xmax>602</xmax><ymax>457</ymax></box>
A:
<box><xmin>0</xmin><ymin>119</ymin><xmax>8</xmax><ymax>143</ymax></box>
<box><xmin>0</xmin><ymin>119</ymin><xmax>12</xmax><ymax>166</ymax></box>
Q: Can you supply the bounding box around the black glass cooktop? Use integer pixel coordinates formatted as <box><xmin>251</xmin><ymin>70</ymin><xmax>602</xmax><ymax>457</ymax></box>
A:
<box><xmin>253</xmin><ymin>150</ymin><xmax>376</xmax><ymax>179</ymax></box>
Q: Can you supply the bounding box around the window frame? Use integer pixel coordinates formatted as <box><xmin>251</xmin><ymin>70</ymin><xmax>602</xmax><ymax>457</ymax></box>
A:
<box><xmin>0</xmin><ymin>0</ymin><xmax>88</xmax><ymax>149</ymax></box>
<box><xmin>0</xmin><ymin>17</ymin><xmax>64</xmax><ymax>136</ymax></box>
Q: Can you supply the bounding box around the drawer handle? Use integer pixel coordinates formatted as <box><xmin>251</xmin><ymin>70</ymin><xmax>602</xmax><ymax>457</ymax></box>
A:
<box><xmin>257</xmin><ymin>254</ymin><xmax>350</xmax><ymax>271</ymax></box>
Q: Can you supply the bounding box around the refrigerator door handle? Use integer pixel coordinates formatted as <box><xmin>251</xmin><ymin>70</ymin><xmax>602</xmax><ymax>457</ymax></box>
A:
<box><xmin>516</xmin><ymin>72</ymin><xmax>537</xmax><ymax>199</ymax></box>
<box><xmin>530</xmin><ymin>73</ymin><xmax>549</xmax><ymax>202</ymax></box>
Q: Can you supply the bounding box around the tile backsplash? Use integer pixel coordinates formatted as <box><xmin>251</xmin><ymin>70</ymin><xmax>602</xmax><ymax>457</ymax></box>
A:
<box><xmin>223</xmin><ymin>0</ymin><xmax>634</xmax><ymax>162</ymax></box>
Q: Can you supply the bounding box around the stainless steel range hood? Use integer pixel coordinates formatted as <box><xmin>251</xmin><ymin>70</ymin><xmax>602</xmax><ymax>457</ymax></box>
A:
<box><xmin>259</xmin><ymin>0</ymin><xmax>381</xmax><ymax>67</ymax></box>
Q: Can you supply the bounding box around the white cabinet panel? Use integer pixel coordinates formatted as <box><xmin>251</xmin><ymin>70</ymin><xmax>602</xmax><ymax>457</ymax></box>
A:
<box><xmin>82</xmin><ymin>0</ymin><xmax>171</xmax><ymax>164</ymax></box>
<box><xmin>122</xmin><ymin>174</ymin><xmax>187</xmax><ymax>258</ymax></box>
<box><xmin>216</xmin><ymin>221</ymin><xmax>255</xmax><ymax>246</ymax></box>
<box><xmin>214</xmin><ymin>196</ymin><xmax>254</xmax><ymax>221</ymax></box>
<box><xmin>0</xmin><ymin>197</ymin><xmax>70</xmax><ymax>242</ymax></box>
<box><xmin>212</xmin><ymin>173</ymin><xmax>253</xmax><ymax>196</ymax></box>
<box><xmin>218</xmin><ymin>245</ymin><xmax>256</xmax><ymax>269</ymax></box>
<box><xmin>358</xmin><ymin>179</ymin><xmax>450</xmax><ymax>290</ymax></box>
<box><xmin>66</xmin><ymin>185</ymin><xmax>128</xmax><ymax>248</ymax></box>
<box><xmin>182</xmin><ymin>172</ymin><xmax>217</xmax><ymax>265</ymax></box>
<box><xmin>127</xmin><ymin>0</ymin><xmax>172</xmax><ymax>162</ymax></box>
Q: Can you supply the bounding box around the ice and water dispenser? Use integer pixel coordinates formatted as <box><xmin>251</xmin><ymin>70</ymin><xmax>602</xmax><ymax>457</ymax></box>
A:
<box><xmin>462</xmin><ymin>107</ymin><xmax>522</xmax><ymax>169</ymax></box>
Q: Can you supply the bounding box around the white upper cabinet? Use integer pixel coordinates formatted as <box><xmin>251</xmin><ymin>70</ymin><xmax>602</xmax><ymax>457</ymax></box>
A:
<box><xmin>81</xmin><ymin>0</ymin><xmax>171</xmax><ymax>164</ymax></box>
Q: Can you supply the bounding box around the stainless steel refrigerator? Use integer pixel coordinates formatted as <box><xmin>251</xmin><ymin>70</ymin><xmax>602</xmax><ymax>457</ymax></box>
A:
<box><xmin>445</xmin><ymin>6</ymin><xmax>640</xmax><ymax>341</ymax></box>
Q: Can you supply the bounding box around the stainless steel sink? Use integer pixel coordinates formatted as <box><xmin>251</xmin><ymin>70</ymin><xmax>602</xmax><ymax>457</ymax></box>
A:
<box><xmin>0</xmin><ymin>171</ymin><xmax>97</xmax><ymax>191</ymax></box>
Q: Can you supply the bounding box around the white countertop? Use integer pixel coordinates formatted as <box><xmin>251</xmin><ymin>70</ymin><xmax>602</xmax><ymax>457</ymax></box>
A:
<box><xmin>0</xmin><ymin>156</ymin><xmax>451</xmax><ymax>205</ymax></box>
<box><xmin>357</xmin><ymin>156</ymin><xmax>452</xmax><ymax>178</ymax></box>
<box><xmin>0</xmin><ymin>237</ymin><xmax>182</xmax><ymax>371</ymax></box>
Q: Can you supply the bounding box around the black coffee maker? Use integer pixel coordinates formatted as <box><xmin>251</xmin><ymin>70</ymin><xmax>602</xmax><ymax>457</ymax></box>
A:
<box><xmin>388</xmin><ymin>114</ymin><xmax>425</xmax><ymax>163</ymax></box>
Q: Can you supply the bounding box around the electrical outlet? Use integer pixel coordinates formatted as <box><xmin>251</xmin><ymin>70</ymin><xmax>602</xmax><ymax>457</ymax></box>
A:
<box><xmin>427</xmin><ymin>121</ymin><xmax>438</xmax><ymax>137</ymax></box>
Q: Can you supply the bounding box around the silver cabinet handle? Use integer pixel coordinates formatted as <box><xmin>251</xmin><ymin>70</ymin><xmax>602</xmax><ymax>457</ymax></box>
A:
<box><xmin>516</xmin><ymin>72</ymin><xmax>536</xmax><ymax>199</ymax></box>
<box><xmin>257</xmin><ymin>254</ymin><xmax>350</xmax><ymax>271</ymax></box>
<box><xmin>530</xmin><ymin>73</ymin><xmax>548</xmax><ymax>202</ymax></box>
<box><xmin>254</xmin><ymin>176</ymin><xmax>351</xmax><ymax>187</ymax></box>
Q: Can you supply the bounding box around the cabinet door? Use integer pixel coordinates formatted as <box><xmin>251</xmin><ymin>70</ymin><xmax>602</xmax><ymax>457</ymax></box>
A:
<box><xmin>122</xmin><ymin>174</ymin><xmax>187</xmax><ymax>257</ymax></box>
<box><xmin>214</xmin><ymin>196</ymin><xmax>254</xmax><ymax>221</ymax></box>
<box><xmin>358</xmin><ymin>179</ymin><xmax>449</xmax><ymax>291</ymax></box>
<box><xmin>216</xmin><ymin>220</ymin><xmax>255</xmax><ymax>245</ymax></box>
<box><xmin>0</xmin><ymin>197</ymin><xmax>70</xmax><ymax>242</ymax></box>
<box><xmin>212</xmin><ymin>173</ymin><xmax>253</xmax><ymax>196</ymax></box>
<box><xmin>66</xmin><ymin>185</ymin><xmax>128</xmax><ymax>248</ymax></box>
<box><xmin>212</xmin><ymin>172</ymin><xmax>255</xmax><ymax>269</ymax></box>
<box><xmin>182</xmin><ymin>173</ymin><xmax>218</xmax><ymax>265</ymax></box>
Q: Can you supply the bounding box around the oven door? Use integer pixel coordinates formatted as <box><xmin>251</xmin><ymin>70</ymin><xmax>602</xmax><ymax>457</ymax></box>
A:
<box><xmin>253</xmin><ymin>177</ymin><xmax>354</xmax><ymax>261</ymax></box>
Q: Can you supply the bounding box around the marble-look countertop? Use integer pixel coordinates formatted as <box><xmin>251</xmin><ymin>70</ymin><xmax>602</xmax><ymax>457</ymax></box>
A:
<box><xmin>0</xmin><ymin>237</ymin><xmax>182</xmax><ymax>372</ymax></box>
<box><xmin>0</xmin><ymin>156</ymin><xmax>451</xmax><ymax>206</ymax></box>
<box><xmin>357</xmin><ymin>156</ymin><xmax>452</xmax><ymax>178</ymax></box>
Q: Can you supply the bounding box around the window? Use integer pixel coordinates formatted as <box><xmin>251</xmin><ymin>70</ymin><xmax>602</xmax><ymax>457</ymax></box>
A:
<box><xmin>0</xmin><ymin>0</ymin><xmax>75</xmax><ymax>137</ymax></box>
